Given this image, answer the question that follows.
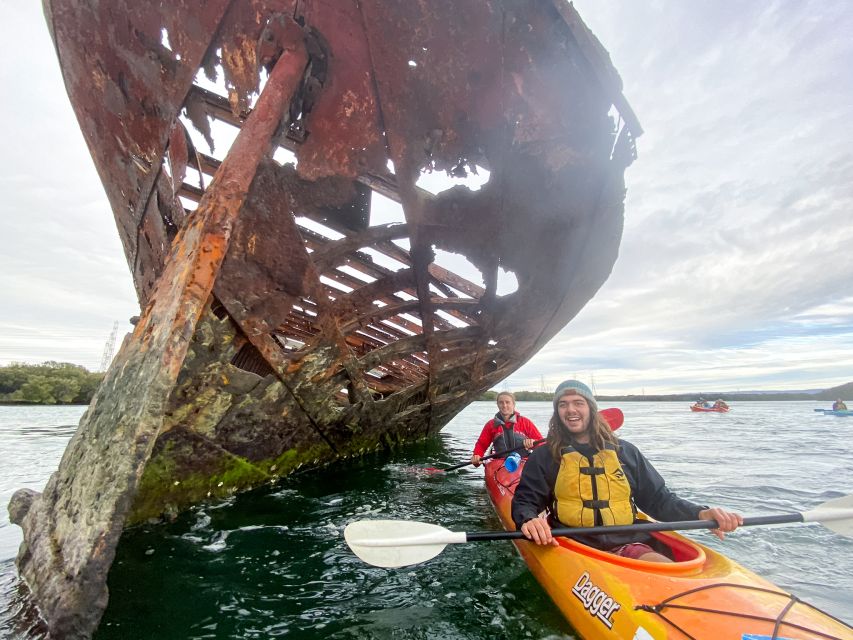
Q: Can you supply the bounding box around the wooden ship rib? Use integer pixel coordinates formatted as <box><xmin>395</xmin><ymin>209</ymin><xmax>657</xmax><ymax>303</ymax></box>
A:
<box><xmin>10</xmin><ymin>0</ymin><xmax>640</xmax><ymax>637</ymax></box>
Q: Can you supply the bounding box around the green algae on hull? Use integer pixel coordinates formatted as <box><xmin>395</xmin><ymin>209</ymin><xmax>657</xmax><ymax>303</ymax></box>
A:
<box><xmin>127</xmin><ymin>430</ymin><xmax>410</xmax><ymax>524</ymax></box>
<box><xmin>129</xmin><ymin>438</ymin><xmax>332</xmax><ymax>524</ymax></box>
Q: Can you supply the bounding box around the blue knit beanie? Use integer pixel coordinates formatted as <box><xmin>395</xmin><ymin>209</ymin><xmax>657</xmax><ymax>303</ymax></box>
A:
<box><xmin>553</xmin><ymin>379</ymin><xmax>597</xmax><ymax>412</ymax></box>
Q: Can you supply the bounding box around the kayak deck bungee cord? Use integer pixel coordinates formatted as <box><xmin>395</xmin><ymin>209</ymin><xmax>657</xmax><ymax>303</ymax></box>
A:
<box><xmin>483</xmin><ymin>457</ymin><xmax>852</xmax><ymax>640</ymax></box>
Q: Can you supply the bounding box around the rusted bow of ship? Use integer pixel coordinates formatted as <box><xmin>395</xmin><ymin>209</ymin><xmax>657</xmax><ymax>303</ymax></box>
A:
<box><xmin>9</xmin><ymin>0</ymin><xmax>640</xmax><ymax>637</ymax></box>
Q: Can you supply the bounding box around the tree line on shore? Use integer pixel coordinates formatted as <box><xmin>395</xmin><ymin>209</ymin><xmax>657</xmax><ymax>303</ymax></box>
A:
<box><xmin>478</xmin><ymin>381</ymin><xmax>852</xmax><ymax>403</ymax></box>
<box><xmin>0</xmin><ymin>362</ymin><xmax>104</xmax><ymax>405</ymax></box>
<box><xmin>3</xmin><ymin>361</ymin><xmax>849</xmax><ymax>406</ymax></box>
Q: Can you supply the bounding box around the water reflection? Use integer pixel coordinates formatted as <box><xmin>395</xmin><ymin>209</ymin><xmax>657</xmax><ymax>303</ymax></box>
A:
<box><xmin>0</xmin><ymin>561</ymin><xmax>47</xmax><ymax>640</ymax></box>
<box><xmin>0</xmin><ymin>406</ymin><xmax>88</xmax><ymax>562</ymax></box>
<box><xmin>1</xmin><ymin>402</ymin><xmax>851</xmax><ymax>640</ymax></box>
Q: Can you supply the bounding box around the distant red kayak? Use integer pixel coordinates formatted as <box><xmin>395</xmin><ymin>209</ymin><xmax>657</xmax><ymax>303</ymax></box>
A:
<box><xmin>691</xmin><ymin>405</ymin><xmax>730</xmax><ymax>413</ymax></box>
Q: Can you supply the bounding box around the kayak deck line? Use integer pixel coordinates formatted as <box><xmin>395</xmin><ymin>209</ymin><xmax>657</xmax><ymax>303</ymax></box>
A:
<box><xmin>635</xmin><ymin>582</ymin><xmax>851</xmax><ymax>640</ymax></box>
<box><xmin>483</xmin><ymin>458</ymin><xmax>853</xmax><ymax>640</ymax></box>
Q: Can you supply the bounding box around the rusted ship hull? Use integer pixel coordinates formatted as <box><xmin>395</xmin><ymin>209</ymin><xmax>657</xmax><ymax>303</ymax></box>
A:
<box><xmin>11</xmin><ymin>0</ymin><xmax>639</xmax><ymax>637</ymax></box>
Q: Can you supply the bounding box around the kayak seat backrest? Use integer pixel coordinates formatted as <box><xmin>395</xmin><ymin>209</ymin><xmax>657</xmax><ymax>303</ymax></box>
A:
<box><xmin>558</xmin><ymin>533</ymin><xmax>707</xmax><ymax>575</ymax></box>
<box><xmin>650</xmin><ymin>531</ymin><xmax>703</xmax><ymax>562</ymax></box>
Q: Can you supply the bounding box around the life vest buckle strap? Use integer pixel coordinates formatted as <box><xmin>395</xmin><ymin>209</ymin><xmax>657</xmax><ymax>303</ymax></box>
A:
<box><xmin>583</xmin><ymin>499</ymin><xmax>610</xmax><ymax>509</ymax></box>
<box><xmin>579</xmin><ymin>467</ymin><xmax>605</xmax><ymax>476</ymax></box>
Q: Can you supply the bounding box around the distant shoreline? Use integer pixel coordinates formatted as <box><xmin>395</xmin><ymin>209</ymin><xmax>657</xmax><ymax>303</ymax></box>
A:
<box><xmin>0</xmin><ymin>401</ymin><xmax>89</xmax><ymax>406</ymax></box>
<box><xmin>598</xmin><ymin>396</ymin><xmax>827</xmax><ymax>402</ymax></box>
<box><xmin>478</xmin><ymin>385</ymin><xmax>851</xmax><ymax>403</ymax></box>
<box><xmin>474</xmin><ymin>397</ymin><xmax>832</xmax><ymax>403</ymax></box>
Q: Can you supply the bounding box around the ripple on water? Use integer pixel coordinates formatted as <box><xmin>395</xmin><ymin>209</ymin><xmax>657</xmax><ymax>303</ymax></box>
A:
<box><xmin>0</xmin><ymin>560</ymin><xmax>46</xmax><ymax>640</ymax></box>
<box><xmin>1</xmin><ymin>402</ymin><xmax>851</xmax><ymax>639</ymax></box>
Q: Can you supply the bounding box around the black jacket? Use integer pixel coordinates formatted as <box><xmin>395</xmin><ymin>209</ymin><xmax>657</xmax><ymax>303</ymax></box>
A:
<box><xmin>511</xmin><ymin>439</ymin><xmax>706</xmax><ymax>551</ymax></box>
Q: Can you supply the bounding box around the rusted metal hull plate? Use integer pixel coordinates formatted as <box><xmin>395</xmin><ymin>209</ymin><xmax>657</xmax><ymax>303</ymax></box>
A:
<box><xmin>12</xmin><ymin>1</ymin><xmax>639</xmax><ymax>637</ymax></box>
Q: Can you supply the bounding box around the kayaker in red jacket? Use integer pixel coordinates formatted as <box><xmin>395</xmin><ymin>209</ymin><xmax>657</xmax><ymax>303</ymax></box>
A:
<box><xmin>470</xmin><ymin>391</ymin><xmax>543</xmax><ymax>467</ymax></box>
<box><xmin>512</xmin><ymin>380</ymin><xmax>742</xmax><ymax>562</ymax></box>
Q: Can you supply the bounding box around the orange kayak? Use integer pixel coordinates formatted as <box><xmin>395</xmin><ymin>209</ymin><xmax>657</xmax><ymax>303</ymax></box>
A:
<box><xmin>691</xmin><ymin>405</ymin><xmax>730</xmax><ymax>412</ymax></box>
<box><xmin>484</xmin><ymin>458</ymin><xmax>852</xmax><ymax>640</ymax></box>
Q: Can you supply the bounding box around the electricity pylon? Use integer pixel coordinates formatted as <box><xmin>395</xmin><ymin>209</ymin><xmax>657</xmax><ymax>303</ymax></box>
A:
<box><xmin>99</xmin><ymin>321</ymin><xmax>120</xmax><ymax>372</ymax></box>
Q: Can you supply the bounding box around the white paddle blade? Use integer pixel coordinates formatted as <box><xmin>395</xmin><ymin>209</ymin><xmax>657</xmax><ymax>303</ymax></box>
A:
<box><xmin>344</xmin><ymin>519</ymin><xmax>465</xmax><ymax>568</ymax></box>
<box><xmin>802</xmin><ymin>494</ymin><xmax>853</xmax><ymax>538</ymax></box>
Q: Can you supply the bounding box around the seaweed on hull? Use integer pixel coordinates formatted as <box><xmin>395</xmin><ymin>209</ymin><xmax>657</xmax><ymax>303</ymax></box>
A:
<box><xmin>10</xmin><ymin>1</ymin><xmax>640</xmax><ymax>637</ymax></box>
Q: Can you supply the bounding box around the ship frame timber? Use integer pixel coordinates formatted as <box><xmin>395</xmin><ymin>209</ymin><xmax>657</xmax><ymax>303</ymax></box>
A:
<box><xmin>11</xmin><ymin>1</ymin><xmax>640</xmax><ymax>637</ymax></box>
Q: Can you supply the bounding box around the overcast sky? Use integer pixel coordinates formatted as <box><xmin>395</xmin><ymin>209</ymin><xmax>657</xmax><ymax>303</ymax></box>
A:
<box><xmin>1</xmin><ymin>2</ymin><xmax>851</xmax><ymax>394</ymax></box>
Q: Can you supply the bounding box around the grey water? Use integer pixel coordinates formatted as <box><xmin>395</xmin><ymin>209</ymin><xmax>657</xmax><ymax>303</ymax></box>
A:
<box><xmin>0</xmin><ymin>401</ymin><xmax>851</xmax><ymax>639</ymax></box>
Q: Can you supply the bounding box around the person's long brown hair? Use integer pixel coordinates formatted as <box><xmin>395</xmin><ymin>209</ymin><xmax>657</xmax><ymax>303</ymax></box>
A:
<box><xmin>547</xmin><ymin>407</ymin><xmax>619</xmax><ymax>460</ymax></box>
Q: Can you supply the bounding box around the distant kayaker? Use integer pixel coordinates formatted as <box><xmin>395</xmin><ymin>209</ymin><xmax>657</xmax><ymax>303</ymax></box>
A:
<box><xmin>470</xmin><ymin>391</ymin><xmax>543</xmax><ymax>467</ymax></box>
<box><xmin>833</xmin><ymin>398</ymin><xmax>848</xmax><ymax>411</ymax></box>
<box><xmin>512</xmin><ymin>379</ymin><xmax>742</xmax><ymax>562</ymax></box>
<box><xmin>714</xmin><ymin>399</ymin><xmax>729</xmax><ymax>410</ymax></box>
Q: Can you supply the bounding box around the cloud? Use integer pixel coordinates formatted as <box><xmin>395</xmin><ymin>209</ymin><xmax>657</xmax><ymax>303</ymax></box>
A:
<box><xmin>502</xmin><ymin>0</ymin><xmax>853</xmax><ymax>393</ymax></box>
<box><xmin>0</xmin><ymin>3</ymin><xmax>139</xmax><ymax>370</ymax></box>
<box><xmin>1</xmin><ymin>1</ymin><xmax>850</xmax><ymax>394</ymax></box>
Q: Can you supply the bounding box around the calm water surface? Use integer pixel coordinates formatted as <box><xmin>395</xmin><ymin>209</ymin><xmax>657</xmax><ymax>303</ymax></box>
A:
<box><xmin>1</xmin><ymin>402</ymin><xmax>851</xmax><ymax>639</ymax></box>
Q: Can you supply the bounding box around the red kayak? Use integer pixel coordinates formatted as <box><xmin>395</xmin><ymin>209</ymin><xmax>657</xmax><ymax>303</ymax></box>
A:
<box><xmin>691</xmin><ymin>404</ymin><xmax>729</xmax><ymax>413</ymax></box>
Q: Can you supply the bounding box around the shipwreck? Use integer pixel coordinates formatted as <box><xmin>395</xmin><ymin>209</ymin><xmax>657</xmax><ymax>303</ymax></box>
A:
<box><xmin>10</xmin><ymin>0</ymin><xmax>640</xmax><ymax>637</ymax></box>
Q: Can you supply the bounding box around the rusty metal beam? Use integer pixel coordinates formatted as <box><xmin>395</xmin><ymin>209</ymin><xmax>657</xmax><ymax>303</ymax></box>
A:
<box><xmin>180</xmin><ymin>153</ymin><xmax>487</xmax><ymax>316</ymax></box>
<box><xmin>186</xmin><ymin>87</ymin><xmax>404</xmax><ymax>202</ymax></box>
<box><xmin>16</xmin><ymin>3</ymin><xmax>645</xmax><ymax>637</ymax></box>
<box><xmin>10</xmin><ymin>24</ymin><xmax>310</xmax><ymax>639</ymax></box>
<box><xmin>300</xmin><ymin>230</ymin><xmax>478</xmax><ymax>330</ymax></box>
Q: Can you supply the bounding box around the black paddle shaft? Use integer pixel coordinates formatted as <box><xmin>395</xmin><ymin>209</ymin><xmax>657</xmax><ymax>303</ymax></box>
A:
<box><xmin>441</xmin><ymin>439</ymin><xmax>545</xmax><ymax>472</ymax></box>
<box><xmin>464</xmin><ymin>513</ymin><xmax>805</xmax><ymax>542</ymax></box>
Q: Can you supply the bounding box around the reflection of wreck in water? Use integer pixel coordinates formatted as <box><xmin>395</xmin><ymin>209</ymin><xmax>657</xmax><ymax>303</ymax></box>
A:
<box><xmin>11</xmin><ymin>0</ymin><xmax>640</xmax><ymax>637</ymax></box>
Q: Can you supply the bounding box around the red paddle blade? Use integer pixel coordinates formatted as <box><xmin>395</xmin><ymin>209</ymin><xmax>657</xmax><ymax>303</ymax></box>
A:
<box><xmin>600</xmin><ymin>407</ymin><xmax>624</xmax><ymax>430</ymax></box>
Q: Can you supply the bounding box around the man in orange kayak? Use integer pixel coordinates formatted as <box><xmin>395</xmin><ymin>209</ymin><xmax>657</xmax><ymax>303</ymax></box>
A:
<box><xmin>512</xmin><ymin>380</ymin><xmax>742</xmax><ymax>562</ymax></box>
<box><xmin>470</xmin><ymin>391</ymin><xmax>543</xmax><ymax>467</ymax></box>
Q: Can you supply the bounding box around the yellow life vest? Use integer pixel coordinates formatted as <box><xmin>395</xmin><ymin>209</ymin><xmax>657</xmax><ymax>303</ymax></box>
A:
<box><xmin>554</xmin><ymin>444</ymin><xmax>635</xmax><ymax>527</ymax></box>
